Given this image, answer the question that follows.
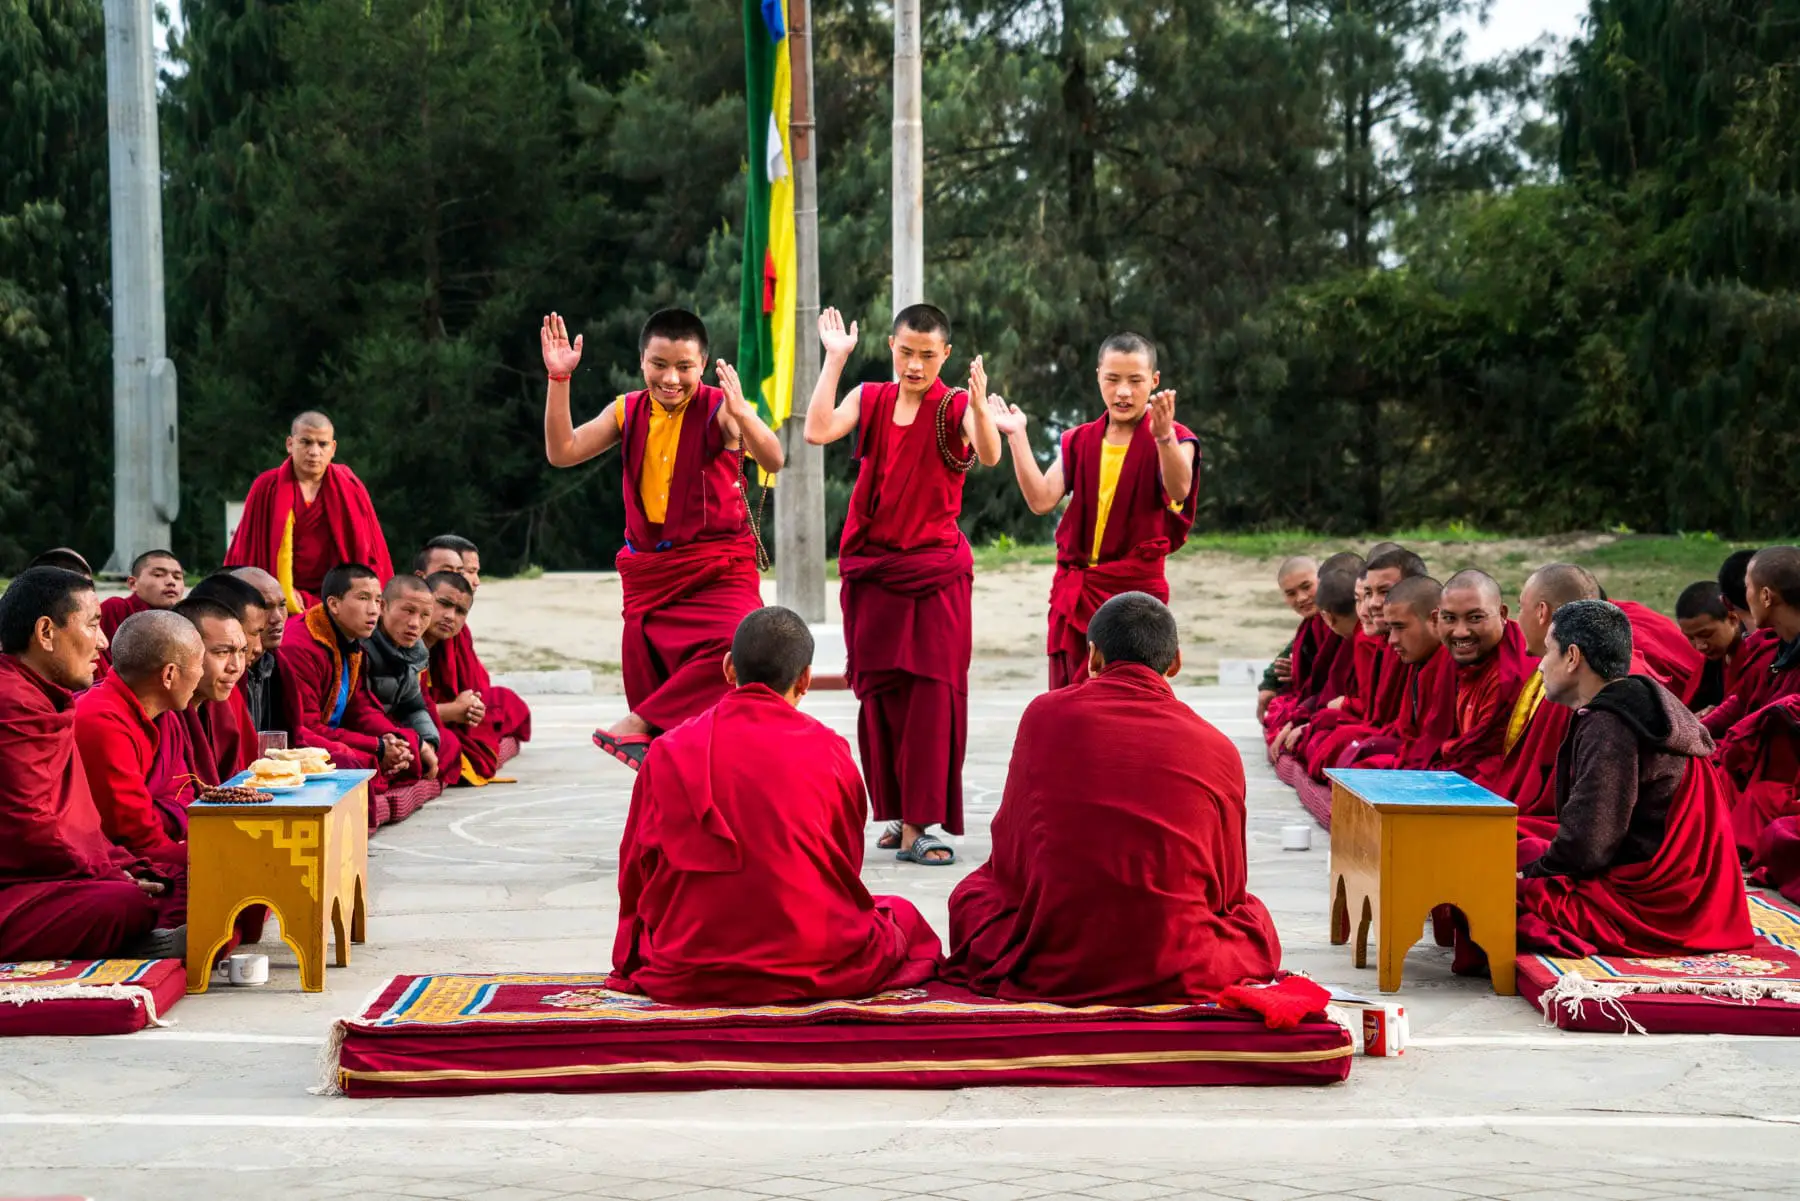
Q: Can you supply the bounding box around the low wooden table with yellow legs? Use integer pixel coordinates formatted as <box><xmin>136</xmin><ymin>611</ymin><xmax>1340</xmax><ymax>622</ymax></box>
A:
<box><xmin>185</xmin><ymin>769</ymin><xmax>374</xmax><ymax>994</ymax></box>
<box><xmin>1326</xmin><ymin>768</ymin><xmax>1518</xmax><ymax>996</ymax></box>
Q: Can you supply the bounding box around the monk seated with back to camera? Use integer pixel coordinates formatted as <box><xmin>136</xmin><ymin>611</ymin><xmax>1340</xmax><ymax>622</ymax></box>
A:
<box><xmin>1516</xmin><ymin>600</ymin><xmax>1753</xmax><ymax>958</ymax></box>
<box><xmin>608</xmin><ymin>607</ymin><xmax>941</xmax><ymax>1005</ymax></box>
<box><xmin>943</xmin><ymin>592</ymin><xmax>1281</xmax><ymax>1005</ymax></box>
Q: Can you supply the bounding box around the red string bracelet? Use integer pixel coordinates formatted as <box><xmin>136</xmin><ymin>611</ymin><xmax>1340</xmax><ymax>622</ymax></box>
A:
<box><xmin>548</xmin><ymin>373</ymin><xmax>571</xmax><ymax>383</ymax></box>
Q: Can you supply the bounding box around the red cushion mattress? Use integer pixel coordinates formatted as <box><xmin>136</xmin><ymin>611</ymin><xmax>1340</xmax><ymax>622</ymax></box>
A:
<box><xmin>328</xmin><ymin>976</ymin><xmax>1353</xmax><ymax>1096</ymax></box>
<box><xmin>0</xmin><ymin>958</ymin><xmax>185</xmax><ymax>1036</ymax></box>
<box><xmin>1518</xmin><ymin>892</ymin><xmax>1800</xmax><ymax>1034</ymax></box>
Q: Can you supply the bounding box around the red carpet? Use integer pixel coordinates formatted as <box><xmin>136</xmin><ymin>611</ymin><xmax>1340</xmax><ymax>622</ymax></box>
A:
<box><xmin>0</xmin><ymin>958</ymin><xmax>185</xmax><ymax>1036</ymax></box>
<box><xmin>384</xmin><ymin>778</ymin><xmax>442</xmax><ymax>824</ymax></box>
<box><xmin>1273</xmin><ymin>753</ymin><xmax>1333</xmax><ymax>828</ymax></box>
<box><xmin>1519</xmin><ymin>893</ymin><xmax>1800</xmax><ymax>1034</ymax></box>
<box><xmin>326</xmin><ymin>976</ymin><xmax>1353</xmax><ymax>1096</ymax></box>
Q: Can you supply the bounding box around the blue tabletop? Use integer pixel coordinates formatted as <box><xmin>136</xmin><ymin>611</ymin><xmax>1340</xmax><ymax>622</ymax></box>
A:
<box><xmin>1324</xmin><ymin>768</ymin><xmax>1516</xmax><ymax>810</ymax></box>
<box><xmin>191</xmin><ymin>768</ymin><xmax>377</xmax><ymax>810</ymax></box>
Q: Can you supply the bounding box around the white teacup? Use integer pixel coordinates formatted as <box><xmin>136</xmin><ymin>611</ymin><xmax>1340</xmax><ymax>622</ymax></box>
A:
<box><xmin>1281</xmin><ymin>824</ymin><xmax>1313</xmax><ymax>852</ymax></box>
<box><xmin>225</xmin><ymin>953</ymin><xmax>270</xmax><ymax>987</ymax></box>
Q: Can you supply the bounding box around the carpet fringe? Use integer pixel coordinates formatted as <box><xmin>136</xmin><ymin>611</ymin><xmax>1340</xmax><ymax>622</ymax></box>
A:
<box><xmin>0</xmin><ymin>983</ymin><xmax>170</xmax><ymax>1028</ymax></box>
<box><xmin>1541</xmin><ymin>971</ymin><xmax>1800</xmax><ymax>1034</ymax></box>
<box><xmin>310</xmin><ymin>976</ymin><xmax>394</xmax><ymax>1096</ymax></box>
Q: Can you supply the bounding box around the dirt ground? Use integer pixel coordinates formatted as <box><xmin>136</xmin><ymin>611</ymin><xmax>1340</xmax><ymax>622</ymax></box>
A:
<box><xmin>466</xmin><ymin>532</ymin><xmax>1632</xmax><ymax>687</ymax></box>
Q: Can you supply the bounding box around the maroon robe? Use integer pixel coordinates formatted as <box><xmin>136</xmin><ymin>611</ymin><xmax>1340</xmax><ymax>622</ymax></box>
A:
<box><xmin>72</xmin><ymin>672</ymin><xmax>185</xmax><ymax>861</ymax></box>
<box><xmin>275</xmin><ymin>606</ymin><xmax>419</xmax><ymax>809</ymax></box>
<box><xmin>94</xmin><ymin>594</ymin><xmax>152</xmax><ymax>674</ymax></box>
<box><xmin>225</xmin><ymin>460</ymin><xmax>393</xmax><ymax>611</ymax></box>
<box><xmin>1704</xmin><ymin>628</ymin><xmax>1781</xmax><ymax>737</ymax></box>
<box><xmin>1262</xmin><ymin>613</ymin><xmax>1329</xmax><ymax>743</ymax></box>
<box><xmin>944</xmin><ymin>662</ymin><xmax>1281</xmax><ymax>1003</ymax></box>
<box><xmin>0</xmin><ymin>655</ymin><xmax>179</xmax><ymax>960</ymax></box>
<box><xmin>426</xmin><ymin>627</ymin><xmax>533</xmax><ymax>782</ymax></box>
<box><xmin>609</xmin><ymin>685</ymin><xmax>939</xmax><ymax>1003</ymax></box>
<box><xmin>614</xmin><ymin>385</ymin><xmax>764</xmax><ymax>734</ymax></box>
<box><xmin>839</xmin><ymin>379</ymin><xmax>972</xmax><ymax>834</ymax></box>
<box><xmin>1346</xmin><ymin>646</ymin><xmax>1459</xmax><ymax>770</ymax></box>
<box><xmin>1722</xmin><ymin>690</ymin><xmax>1800</xmax><ymax>856</ymax></box>
<box><xmin>1615</xmin><ymin>599</ymin><xmax>1705</xmax><ymax>707</ymax></box>
<box><xmin>1301</xmin><ymin>633</ymin><xmax>1410</xmax><ymax>780</ymax></box>
<box><xmin>1045</xmin><ymin>415</ymin><xmax>1199</xmax><ymax>689</ymax></box>
<box><xmin>1434</xmin><ymin>622</ymin><xmax>1532</xmax><ymax>776</ymax></box>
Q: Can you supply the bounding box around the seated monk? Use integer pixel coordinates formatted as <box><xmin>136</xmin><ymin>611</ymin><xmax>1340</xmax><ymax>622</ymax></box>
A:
<box><xmin>1517</xmin><ymin>600</ymin><xmax>1752</xmax><ymax>957</ymax></box>
<box><xmin>1718</xmin><ymin>546</ymin><xmax>1800</xmax><ymax>853</ymax></box>
<box><xmin>1677</xmin><ymin>578</ymin><xmax>1775</xmax><ymax>720</ymax></box>
<box><xmin>1342</xmin><ymin>575</ymin><xmax>1456</xmax><ymax>769</ymax></box>
<box><xmin>1299</xmin><ymin>557</ymin><xmax>1415</xmax><ymax>779</ymax></box>
<box><xmin>232</xmin><ymin>567</ymin><xmax>291</xmax><ymax>732</ymax></box>
<box><xmin>178</xmin><ymin>576</ymin><xmax>268</xmax><ymax>778</ymax></box>
<box><xmin>944</xmin><ymin>592</ymin><xmax>1280</xmax><ymax>1004</ymax></box>
<box><xmin>609</xmin><ymin>606</ymin><xmax>940</xmax><ymax>1003</ymax></box>
<box><xmin>1256</xmin><ymin>556</ymin><xmax>1317</xmax><ymax>723</ymax></box>
<box><xmin>97</xmin><ymin>549</ymin><xmax>186</xmax><ymax>671</ymax></box>
<box><xmin>365</xmin><ymin>575</ymin><xmax>452</xmax><ymax>782</ymax></box>
<box><xmin>0</xmin><ymin>568</ymin><xmax>184</xmax><ymax>960</ymax></box>
<box><xmin>73</xmin><ymin>612</ymin><xmax>205</xmax><ymax>868</ymax></box>
<box><xmin>1265</xmin><ymin>551</ymin><xmax>1364</xmax><ymax>756</ymax></box>
<box><xmin>421</xmin><ymin>572</ymin><xmax>515</xmax><ymax>785</ymax></box>
<box><xmin>1273</xmin><ymin>566</ymin><xmax>1362</xmax><ymax>759</ymax></box>
<box><xmin>418</xmin><ymin>534</ymin><xmax>532</xmax><ymax>765</ymax></box>
<box><xmin>224</xmin><ymin>411</ymin><xmax>393</xmax><ymax>614</ymax></box>
<box><xmin>1431</xmin><ymin>570</ymin><xmax>1530</xmax><ymax>777</ymax></box>
<box><xmin>276</xmin><ymin>563</ymin><xmax>421</xmax><ymax>793</ymax></box>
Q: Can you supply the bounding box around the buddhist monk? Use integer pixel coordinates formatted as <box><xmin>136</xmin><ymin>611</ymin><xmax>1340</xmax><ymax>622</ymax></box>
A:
<box><xmin>416</xmin><ymin>535</ymin><xmax>530</xmax><ymax>764</ymax></box>
<box><xmin>609</xmin><ymin>607</ymin><xmax>941</xmax><ymax>1003</ymax></box>
<box><xmin>74</xmin><ymin>612</ymin><xmax>204</xmax><ymax>865</ymax></box>
<box><xmin>1257</xmin><ymin>556</ymin><xmax>1319</xmax><ymax>722</ymax></box>
<box><xmin>1717</xmin><ymin>546</ymin><xmax>1800</xmax><ymax>853</ymax></box>
<box><xmin>1299</xmin><ymin>557</ymin><xmax>1416</xmax><ymax>779</ymax></box>
<box><xmin>944</xmin><ymin>592</ymin><xmax>1280</xmax><ymax>1003</ymax></box>
<box><xmin>367</xmin><ymin>575</ymin><xmax>448</xmax><ymax>781</ymax></box>
<box><xmin>276</xmin><ymin>563</ymin><xmax>419</xmax><ymax>788</ymax></box>
<box><xmin>0</xmin><ymin>568</ymin><xmax>183</xmax><ymax>960</ymax></box>
<box><xmin>232</xmin><ymin>566</ymin><xmax>292</xmax><ymax>731</ymax></box>
<box><xmin>1338</xmin><ymin>575</ymin><xmax>1458</xmax><ymax>769</ymax></box>
<box><xmin>225</xmin><ymin>411</ymin><xmax>394</xmax><ymax>613</ymax></box>
<box><xmin>1677</xmin><ymin>579</ymin><xmax>1775</xmax><ymax>721</ymax></box>
<box><xmin>541</xmin><ymin>309</ymin><xmax>782</xmax><ymax>767</ymax></box>
<box><xmin>1517</xmin><ymin>600</ymin><xmax>1753</xmax><ymax>957</ymax></box>
<box><xmin>421</xmin><ymin>571</ymin><xmax>517</xmax><ymax>785</ymax></box>
<box><xmin>175</xmin><ymin>579</ymin><xmax>264</xmax><ymax>779</ymax></box>
<box><xmin>991</xmin><ymin>332</ymin><xmax>1201</xmax><ymax>690</ymax></box>
<box><xmin>1704</xmin><ymin>548</ymin><xmax>1797</xmax><ymax>740</ymax></box>
<box><xmin>1432</xmin><ymin>569</ymin><xmax>1531</xmax><ymax>776</ymax></box>
<box><xmin>804</xmin><ymin>304</ymin><xmax>1004</xmax><ymax>866</ymax></box>
<box><xmin>99</xmin><ymin>549</ymin><xmax>185</xmax><ymax>648</ymax></box>
<box><xmin>142</xmin><ymin>596</ymin><xmax>250</xmax><ymax>818</ymax></box>
<box><xmin>1718</xmin><ymin>548</ymin><xmax>1759</xmax><ymax>627</ymax></box>
<box><xmin>1272</xmin><ymin>567</ymin><xmax>1361</xmax><ymax>757</ymax></box>
<box><xmin>29</xmin><ymin>548</ymin><xmax>93</xmax><ymax>576</ymax></box>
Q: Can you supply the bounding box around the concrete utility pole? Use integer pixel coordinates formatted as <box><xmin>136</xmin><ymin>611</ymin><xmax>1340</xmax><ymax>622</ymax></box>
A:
<box><xmin>892</xmin><ymin>0</ymin><xmax>924</xmax><ymax>313</ymax></box>
<box><xmin>103</xmin><ymin>0</ymin><xmax>178</xmax><ymax>575</ymax></box>
<box><xmin>778</xmin><ymin>0</ymin><xmax>828</xmax><ymax>622</ymax></box>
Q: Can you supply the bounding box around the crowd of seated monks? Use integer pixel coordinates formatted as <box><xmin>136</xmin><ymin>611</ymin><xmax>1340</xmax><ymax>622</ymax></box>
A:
<box><xmin>1259</xmin><ymin>543</ymin><xmax>1800</xmax><ymax>962</ymax></box>
<box><xmin>0</xmin><ymin>421</ymin><xmax>532</xmax><ymax>964</ymax></box>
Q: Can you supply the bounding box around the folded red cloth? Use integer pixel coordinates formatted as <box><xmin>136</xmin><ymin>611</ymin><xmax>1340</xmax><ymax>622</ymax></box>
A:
<box><xmin>1219</xmin><ymin>975</ymin><xmax>1332</xmax><ymax>1030</ymax></box>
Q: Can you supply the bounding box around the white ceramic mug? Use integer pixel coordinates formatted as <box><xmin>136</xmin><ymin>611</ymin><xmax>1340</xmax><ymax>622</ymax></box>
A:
<box><xmin>1281</xmin><ymin>824</ymin><xmax>1313</xmax><ymax>852</ymax></box>
<box><xmin>226</xmin><ymin>953</ymin><xmax>270</xmax><ymax>986</ymax></box>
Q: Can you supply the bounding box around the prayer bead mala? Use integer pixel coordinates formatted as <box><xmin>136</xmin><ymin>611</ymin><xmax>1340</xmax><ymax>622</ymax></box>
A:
<box><xmin>936</xmin><ymin>387</ymin><xmax>977</xmax><ymax>472</ymax></box>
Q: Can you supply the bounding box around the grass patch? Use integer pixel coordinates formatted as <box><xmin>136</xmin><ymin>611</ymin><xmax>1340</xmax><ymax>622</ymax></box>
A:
<box><xmin>1582</xmin><ymin>534</ymin><xmax>1757</xmax><ymax>612</ymax></box>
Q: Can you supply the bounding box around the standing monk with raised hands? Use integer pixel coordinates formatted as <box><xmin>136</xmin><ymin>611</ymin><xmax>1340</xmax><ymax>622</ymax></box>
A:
<box><xmin>805</xmin><ymin>305</ymin><xmax>1003</xmax><ymax>866</ymax></box>
<box><xmin>541</xmin><ymin>309</ymin><xmax>784</xmax><ymax>769</ymax></box>
<box><xmin>993</xmin><ymin>333</ymin><xmax>1201</xmax><ymax>690</ymax></box>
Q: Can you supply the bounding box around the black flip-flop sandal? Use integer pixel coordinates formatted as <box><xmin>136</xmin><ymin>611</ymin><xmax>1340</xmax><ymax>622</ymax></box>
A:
<box><xmin>896</xmin><ymin>833</ymin><xmax>956</xmax><ymax>866</ymax></box>
<box><xmin>592</xmin><ymin>730</ymin><xmax>652</xmax><ymax>771</ymax></box>
<box><xmin>876</xmin><ymin>820</ymin><xmax>904</xmax><ymax>850</ymax></box>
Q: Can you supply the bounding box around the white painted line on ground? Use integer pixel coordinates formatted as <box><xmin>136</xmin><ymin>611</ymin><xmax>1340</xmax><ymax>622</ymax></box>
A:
<box><xmin>123</xmin><ymin>1031</ymin><xmax>321</xmax><ymax>1045</ymax></box>
<box><xmin>1</xmin><ymin>1113</ymin><xmax>1797</xmax><ymax>1133</ymax></box>
<box><xmin>1406</xmin><ymin>1034</ymin><xmax>1786</xmax><ymax>1048</ymax></box>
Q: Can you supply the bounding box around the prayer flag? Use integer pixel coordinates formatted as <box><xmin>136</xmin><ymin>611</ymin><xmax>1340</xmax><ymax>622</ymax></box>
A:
<box><xmin>738</xmin><ymin>0</ymin><xmax>796</xmax><ymax>430</ymax></box>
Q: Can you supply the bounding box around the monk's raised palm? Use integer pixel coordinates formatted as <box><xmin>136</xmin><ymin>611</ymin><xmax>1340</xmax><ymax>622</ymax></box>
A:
<box><xmin>1149</xmin><ymin>389</ymin><xmax>1177</xmax><ymax>439</ymax></box>
<box><xmin>541</xmin><ymin>313</ymin><xmax>583</xmax><ymax>376</ymax></box>
<box><xmin>818</xmin><ymin>308</ymin><xmax>858</xmax><ymax>357</ymax></box>
<box><xmin>989</xmin><ymin>397</ymin><xmax>1027</xmax><ymax>436</ymax></box>
<box><xmin>716</xmin><ymin>359</ymin><xmax>756</xmax><ymax>423</ymax></box>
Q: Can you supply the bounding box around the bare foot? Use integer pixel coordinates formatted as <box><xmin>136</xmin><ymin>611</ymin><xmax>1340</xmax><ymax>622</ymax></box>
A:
<box><xmin>902</xmin><ymin>822</ymin><xmax>952</xmax><ymax>864</ymax></box>
<box><xmin>606</xmin><ymin>713</ymin><xmax>652</xmax><ymax>738</ymax></box>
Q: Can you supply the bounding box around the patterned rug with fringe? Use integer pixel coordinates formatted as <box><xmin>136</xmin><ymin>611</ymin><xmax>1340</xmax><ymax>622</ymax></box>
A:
<box><xmin>1518</xmin><ymin>892</ymin><xmax>1800</xmax><ymax>1035</ymax></box>
<box><xmin>0</xmin><ymin>958</ymin><xmax>185</xmax><ymax>1036</ymax></box>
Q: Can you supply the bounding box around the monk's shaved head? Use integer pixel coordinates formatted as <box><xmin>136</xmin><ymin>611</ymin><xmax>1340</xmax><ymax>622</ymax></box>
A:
<box><xmin>1749</xmin><ymin>547</ymin><xmax>1800</xmax><ymax>606</ymax></box>
<box><xmin>1443</xmin><ymin>569</ymin><xmax>1504</xmax><ymax>608</ymax></box>
<box><xmin>1365</xmin><ymin>547</ymin><xmax>1428</xmax><ymax>580</ymax></box>
<box><xmin>291</xmin><ymin>410</ymin><xmax>333</xmax><ymax>435</ymax></box>
<box><xmin>1522</xmin><ymin>562</ymin><xmax>1600</xmax><ymax>610</ymax></box>
<box><xmin>1088</xmin><ymin>591</ymin><xmax>1181</xmax><ymax>675</ymax></box>
<box><xmin>730</xmin><ymin>606</ymin><xmax>814</xmax><ymax>695</ymax></box>
<box><xmin>1719</xmin><ymin>548</ymin><xmax>1758</xmax><ymax>613</ymax></box>
<box><xmin>1384</xmin><ymin>576</ymin><xmax>1443</xmax><ymax>665</ymax></box>
<box><xmin>1316</xmin><ymin>569</ymin><xmax>1359</xmax><ymax>617</ymax></box>
<box><xmin>1277</xmin><ymin>556</ymin><xmax>1317</xmax><ymax>582</ymax></box>
<box><xmin>1386</xmin><ymin>575</ymin><xmax>1443</xmax><ymax>619</ymax></box>
<box><xmin>384</xmin><ymin>574</ymin><xmax>432</xmax><ymax>603</ymax></box>
<box><xmin>232</xmin><ymin>566</ymin><xmax>284</xmax><ymax>607</ymax></box>
<box><xmin>1319</xmin><ymin>552</ymin><xmax>1364</xmax><ymax>575</ymax></box>
<box><xmin>110</xmin><ymin>610</ymin><xmax>203</xmax><ymax>684</ymax></box>
<box><xmin>1366</xmin><ymin>541</ymin><xmax>1401</xmax><ymax>559</ymax></box>
<box><xmin>29</xmin><ymin>547</ymin><xmax>93</xmax><ymax>577</ymax></box>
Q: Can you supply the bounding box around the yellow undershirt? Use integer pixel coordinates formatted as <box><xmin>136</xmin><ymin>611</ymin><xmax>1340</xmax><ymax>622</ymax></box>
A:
<box><xmin>1089</xmin><ymin>443</ymin><xmax>1130</xmax><ymax>565</ymax></box>
<box><xmin>1503</xmin><ymin>670</ymin><xmax>1545</xmax><ymax>754</ymax></box>
<box><xmin>613</xmin><ymin>395</ymin><xmax>690</xmax><ymax>524</ymax></box>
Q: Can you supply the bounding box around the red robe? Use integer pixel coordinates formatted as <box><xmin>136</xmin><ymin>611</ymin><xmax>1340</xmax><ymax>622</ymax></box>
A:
<box><xmin>839</xmin><ymin>379</ymin><xmax>972</xmax><ymax>834</ymax></box>
<box><xmin>1722</xmin><ymin>691</ymin><xmax>1800</xmax><ymax>856</ymax></box>
<box><xmin>608</xmin><ymin>685</ymin><xmax>940</xmax><ymax>1003</ymax></box>
<box><xmin>945</xmin><ymin>662</ymin><xmax>1281</xmax><ymax>1003</ymax></box>
<box><xmin>275</xmin><ymin>606</ymin><xmax>419</xmax><ymax>788</ymax></box>
<box><xmin>94</xmin><ymin>594</ymin><xmax>152</xmax><ymax>674</ymax></box>
<box><xmin>1045</xmin><ymin>415</ymin><xmax>1199</xmax><ymax>689</ymax></box>
<box><xmin>425</xmin><ymin>627</ymin><xmax>533</xmax><ymax>783</ymax></box>
<box><xmin>1615</xmin><ymin>599</ymin><xmax>1705</xmax><ymax>706</ymax></box>
<box><xmin>1517</xmin><ymin>713</ymin><xmax>1753</xmax><ymax>959</ymax></box>
<box><xmin>1347</xmin><ymin>645</ymin><xmax>1459</xmax><ymax>770</ymax></box>
<box><xmin>225</xmin><ymin>460</ymin><xmax>393</xmax><ymax>612</ymax></box>
<box><xmin>1300</xmin><ymin>634</ymin><xmax>1410</xmax><ymax>780</ymax></box>
<box><xmin>1262</xmin><ymin>613</ymin><xmax>1329</xmax><ymax>743</ymax></box>
<box><xmin>614</xmin><ymin>386</ymin><xmax>764</xmax><ymax>734</ymax></box>
<box><xmin>1703</xmin><ymin>627</ymin><xmax>1781</xmax><ymax>737</ymax></box>
<box><xmin>72</xmin><ymin>672</ymin><xmax>185</xmax><ymax>861</ymax></box>
<box><xmin>0</xmin><ymin>655</ymin><xmax>178</xmax><ymax>960</ymax></box>
<box><xmin>1434</xmin><ymin>622</ymin><xmax>1531</xmax><ymax>775</ymax></box>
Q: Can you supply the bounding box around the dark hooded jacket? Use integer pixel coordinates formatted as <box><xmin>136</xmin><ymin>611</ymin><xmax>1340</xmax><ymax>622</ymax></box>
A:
<box><xmin>363</xmin><ymin>626</ymin><xmax>438</xmax><ymax>748</ymax></box>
